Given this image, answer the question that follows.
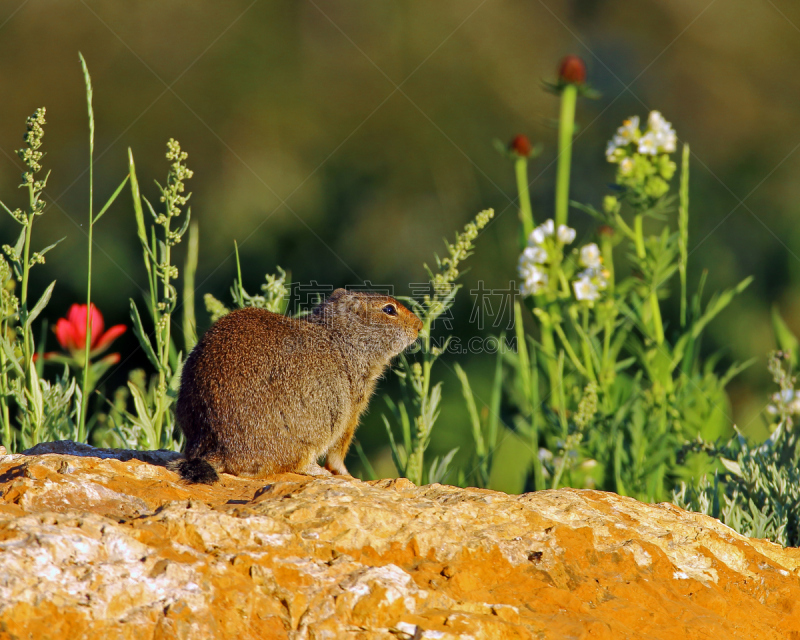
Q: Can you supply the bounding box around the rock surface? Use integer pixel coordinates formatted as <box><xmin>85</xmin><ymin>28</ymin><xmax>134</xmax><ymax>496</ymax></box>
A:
<box><xmin>1</xmin><ymin>442</ymin><xmax>800</xmax><ymax>639</ymax></box>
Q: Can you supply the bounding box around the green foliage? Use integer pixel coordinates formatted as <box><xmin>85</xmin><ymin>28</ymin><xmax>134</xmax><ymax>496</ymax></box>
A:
<box><xmin>203</xmin><ymin>241</ymin><xmax>289</xmax><ymax>320</ymax></box>
<box><xmin>125</xmin><ymin>138</ymin><xmax>194</xmax><ymax>451</ymax></box>
<box><xmin>489</xmin><ymin>97</ymin><xmax>753</xmax><ymax>502</ymax></box>
<box><xmin>76</xmin><ymin>54</ymin><xmax>130</xmax><ymax>442</ymax></box>
<box><xmin>674</xmin><ymin>351</ymin><xmax>800</xmax><ymax>546</ymax></box>
<box><xmin>383</xmin><ymin>209</ymin><xmax>494</xmax><ymax>486</ymax></box>
<box><xmin>0</xmin><ymin>107</ymin><xmax>76</xmax><ymax>451</ymax></box>
<box><xmin>454</xmin><ymin>346</ymin><xmax>503</xmax><ymax>489</ymax></box>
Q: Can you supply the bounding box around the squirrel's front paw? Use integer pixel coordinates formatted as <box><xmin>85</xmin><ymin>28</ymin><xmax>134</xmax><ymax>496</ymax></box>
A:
<box><xmin>300</xmin><ymin>462</ymin><xmax>333</xmax><ymax>477</ymax></box>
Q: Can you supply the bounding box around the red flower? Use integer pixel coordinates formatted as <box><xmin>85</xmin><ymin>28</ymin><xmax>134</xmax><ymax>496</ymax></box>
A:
<box><xmin>558</xmin><ymin>55</ymin><xmax>587</xmax><ymax>85</ymax></box>
<box><xmin>52</xmin><ymin>303</ymin><xmax>126</xmax><ymax>363</ymax></box>
<box><xmin>509</xmin><ymin>134</ymin><xmax>533</xmax><ymax>158</ymax></box>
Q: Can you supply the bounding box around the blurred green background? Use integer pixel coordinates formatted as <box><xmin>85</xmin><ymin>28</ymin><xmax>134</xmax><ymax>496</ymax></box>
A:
<box><xmin>2</xmin><ymin>0</ymin><xmax>800</xmax><ymax>491</ymax></box>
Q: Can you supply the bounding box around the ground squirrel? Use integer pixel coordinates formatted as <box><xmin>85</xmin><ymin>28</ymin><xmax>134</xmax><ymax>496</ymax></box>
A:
<box><xmin>170</xmin><ymin>288</ymin><xmax>422</xmax><ymax>483</ymax></box>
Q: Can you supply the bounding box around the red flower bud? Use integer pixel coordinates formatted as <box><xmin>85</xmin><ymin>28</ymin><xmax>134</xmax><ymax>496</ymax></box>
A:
<box><xmin>558</xmin><ymin>55</ymin><xmax>586</xmax><ymax>85</ymax></box>
<box><xmin>509</xmin><ymin>134</ymin><xmax>532</xmax><ymax>157</ymax></box>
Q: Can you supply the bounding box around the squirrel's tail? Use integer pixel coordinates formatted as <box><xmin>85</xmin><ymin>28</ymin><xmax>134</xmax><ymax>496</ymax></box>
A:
<box><xmin>168</xmin><ymin>458</ymin><xmax>220</xmax><ymax>484</ymax></box>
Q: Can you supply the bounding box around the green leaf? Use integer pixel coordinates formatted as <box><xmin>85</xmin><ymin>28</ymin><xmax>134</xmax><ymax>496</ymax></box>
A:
<box><xmin>0</xmin><ymin>198</ymin><xmax>19</xmax><ymax>221</ymax></box>
<box><xmin>93</xmin><ymin>174</ymin><xmax>130</xmax><ymax>224</ymax></box>
<box><xmin>128</xmin><ymin>149</ymin><xmax>148</xmax><ymax>246</ymax></box>
<box><xmin>25</xmin><ymin>280</ymin><xmax>55</xmax><ymax>329</ymax></box>
<box><xmin>771</xmin><ymin>306</ymin><xmax>799</xmax><ymax>368</ymax></box>
<box><xmin>13</xmin><ymin>227</ymin><xmax>26</xmax><ymax>258</ymax></box>
<box><xmin>129</xmin><ymin>300</ymin><xmax>160</xmax><ymax>369</ymax></box>
<box><xmin>382</xmin><ymin>413</ymin><xmax>406</xmax><ymax>475</ymax></box>
<box><xmin>454</xmin><ymin>363</ymin><xmax>484</xmax><ymax>456</ymax></box>
<box><xmin>692</xmin><ymin>276</ymin><xmax>753</xmax><ymax>340</ymax></box>
<box><xmin>174</xmin><ymin>206</ymin><xmax>192</xmax><ymax>240</ymax></box>
<box><xmin>353</xmin><ymin>439</ymin><xmax>378</xmax><ymax>481</ymax></box>
<box><xmin>36</xmin><ymin>237</ymin><xmax>66</xmax><ymax>261</ymax></box>
<box><xmin>143</xmin><ymin>195</ymin><xmax>159</xmax><ymax>222</ymax></box>
<box><xmin>1</xmin><ymin>336</ymin><xmax>24</xmax><ymax>377</ymax></box>
<box><xmin>720</xmin><ymin>457</ymin><xmax>743</xmax><ymax>477</ymax></box>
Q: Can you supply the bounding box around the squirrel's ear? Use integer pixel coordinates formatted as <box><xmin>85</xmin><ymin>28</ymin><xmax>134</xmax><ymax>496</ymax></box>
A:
<box><xmin>331</xmin><ymin>288</ymin><xmax>347</xmax><ymax>298</ymax></box>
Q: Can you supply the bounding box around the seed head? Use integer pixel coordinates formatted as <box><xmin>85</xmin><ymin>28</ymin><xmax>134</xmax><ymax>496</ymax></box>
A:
<box><xmin>509</xmin><ymin>134</ymin><xmax>532</xmax><ymax>158</ymax></box>
<box><xmin>558</xmin><ymin>55</ymin><xmax>586</xmax><ymax>85</ymax></box>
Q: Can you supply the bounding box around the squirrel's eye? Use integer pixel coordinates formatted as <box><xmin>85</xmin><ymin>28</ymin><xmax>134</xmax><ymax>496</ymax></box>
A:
<box><xmin>382</xmin><ymin>304</ymin><xmax>397</xmax><ymax>316</ymax></box>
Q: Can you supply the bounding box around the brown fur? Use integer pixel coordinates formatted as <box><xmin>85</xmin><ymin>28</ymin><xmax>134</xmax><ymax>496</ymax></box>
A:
<box><xmin>171</xmin><ymin>289</ymin><xmax>422</xmax><ymax>482</ymax></box>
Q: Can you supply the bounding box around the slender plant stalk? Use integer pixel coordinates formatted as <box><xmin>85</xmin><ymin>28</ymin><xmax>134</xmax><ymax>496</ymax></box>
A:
<box><xmin>515</xmin><ymin>156</ymin><xmax>534</xmax><ymax>240</ymax></box>
<box><xmin>0</xmin><ymin>321</ymin><xmax>10</xmax><ymax>449</ymax></box>
<box><xmin>678</xmin><ymin>143</ymin><xmax>690</xmax><ymax>328</ymax></box>
<box><xmin>633</xmin><ymin>212</ymin><xmax>664</xmax><ymax>344</ymax></box>
<box><xmin>514</xmin><ymin>301</ymin><xmax>544</xmax><ymax>490</ymax></box>
<box><xmin>536</xmin><ymin>309</ymin><xmax>560</xmax><ymax>409</ymax></box>
<box><xmin>554</xmin><ymin>83</ymin><xmax>577</xmax><ymax>229</ymax></box>
<box><xmin>78</xmin><ymin>53</ymin><xmax>94</xmax><ymax>443</ymax></box>
<box><xmin>183</xmin><ymin>221</ymin><xmax>199</xmax><ymax>353</ymax></box>
<box><xmin>19</xmin><ymin>193</ymin><xmax>37</xmax><ymax>367</ymax></box>
<box><xmin>650</xmin><ymin>291</ymin><xmax>664</xmax><ymax>345</ymax></box>
<box><xmin>633</xmin><ymin>214</ymin><xmax>645</xmax><ymax>259</ymax></box>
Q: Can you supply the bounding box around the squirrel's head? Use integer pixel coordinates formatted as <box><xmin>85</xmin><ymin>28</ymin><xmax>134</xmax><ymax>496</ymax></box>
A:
<box><xmin>309</xmin><ymin>289</ymin><xmax>422</xmax><ymax>358</ymax></box>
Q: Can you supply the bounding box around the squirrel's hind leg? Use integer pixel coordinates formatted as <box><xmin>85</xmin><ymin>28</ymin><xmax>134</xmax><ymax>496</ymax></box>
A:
<box><xmin>168</xmin><ymin>458</ymin><xmax>220</xmax><ymax>484</ymax></box>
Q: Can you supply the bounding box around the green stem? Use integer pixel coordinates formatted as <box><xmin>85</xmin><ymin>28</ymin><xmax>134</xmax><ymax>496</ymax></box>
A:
<box><xmin>600</xmin><ymin>232</ymin><xmax>615</xmax><ymax>384</ymax></box>
<box><xmin>515</xmin><ymin>157</ymin><xmax>534</xmax><ymax>240</ymax></box>
<box><xmin>554</xmin><ymin>83</ymin><xmax>578</xmax><ymax>229</ymax></box>
<box><xmin>529</xmin><ymin>344</ymin><xmax>544</xmax><ymax>491</ymax></box>
<box><xmin>20</xmin><ymin>205</ymin><xmax>36</xmax><ymax>365</ymax></box>
<box><xmin>540</xmin><ymin>316</ymin><xmax>560</xmax><ymax>409</ymax></box>
<box><xmin>553</xmin><ymin>322</ymin><xmax>590</xmax><ymax>378</ymax></box>
<box><xmin>649</xmin><ymin>291</ymin><xmax>664</xmax><ymax>346</ymax></box>
<box><xmin>633</xmin><ymin>214</ymin><xmax>645</xmax><ymax>260</ymax></box>
<box><xmin>157</xmin><ymin>221</ymin><xmax>173</xmax><ymax>448</ymax></box>
<box><xmin>580</xmin><ymin>306</ymin><xmax>596</xmax><ymax>381</ymax></box>
<box><xmin>0</xmin><ymin>318</ymin><xmax>11</xmax><ymax>450</ymax></box>
<box><xmin>78</xmin><ymin>54</ymin><xmax>95</xmax><ymax>444</ymax></box>
<box><xmin>602</xmin><ymin>315</ymin><xmax>613</xmax><ymax>384</ymax></box>
<box><xmin>678</xmin><ymin>143</ymin><xmax>690</xmax><ymax>328</ymax></box>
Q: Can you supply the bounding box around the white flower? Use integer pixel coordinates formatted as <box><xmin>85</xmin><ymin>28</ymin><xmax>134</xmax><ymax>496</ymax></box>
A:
<box><xmin>606</xmin><ymin>116</ymin><xmax>641</xmax><ymax>160</ymax></box>
<box><xmin>578</xmin><ymin>267</ymin><xmax>609</xmax><ymax>290</ymax></box>
<box><xmin>637</xmin><ymin>131</ymin><xmax>659</xmax><ymax>155</ymax></box>
<box><xmin>645</xmin><ymin>111</ymin><xmax>677</xmax><ymax>154</ymax></box>
<box><xmin>619</xmin><ymin>157</ymin><xmax>634</xmax><ymax>175</ymax></box>
<box><xmin>530</xmin><ymin>228</ymin><xmax>546</xmax><ymax>245</ymax></box>
<box><xmin>579</xmin><ymin>243</ymin><xmax>602</xmax><ymax>269</ymax></box>
<box><xmin>519</xmin><ymin>263</ymin><xmax>548</xmax><ymax>296</ymax></box>
<box><xmin>653</xmin><ymin>127</ymin><xmax>677</xmax><ymax>154</ymax></box>
<box><xmin>521</xmin><ymin>245</ymin><xmax>547</xmax><ymax>265</ymax></box>
<box><xmin>770</xmin><ymin>389</ymin><xmax>800</xmax><ymax>414</ymax></box>
<box><xmin>766</xmin><ymin>404</ymin><xmax>779</xmax><ymax>416</ymax></box>
<box><xmin>529</xmin><ymin>219</ymin><xmax>555</xmax><ymax>245</ymax></box>
<box><xmin>573</xmin><ymin>274</ymin><xmax>599</xmax><ymax>301</ymax></box>
<box><xmin>616</xmin><ymin>116</ymin><xmax>640</xmax><ymax>144</ymax></box>
<box><xmin>647</xmin><ymin>111</ymin><xmax>670</xmax><ymax>134</ymax></box>
<box><xmin>557</xmin><ymin>224</ymin><xmax>576</xmax><ymax>244</ymax></box>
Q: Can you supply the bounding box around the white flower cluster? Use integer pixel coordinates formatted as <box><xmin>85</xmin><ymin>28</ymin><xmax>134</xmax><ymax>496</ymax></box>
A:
<box><xmin>766</xmin><ymin>389</ymin><xmax>800</xmax><ymax>416</ymax></box>
<box><xmin>518</xmin><ymin>219</ymin><xmax>576</xmax><ymax>296</ymax></box>
<box><xmin>572</xmin><ymin>243</ymin><xmax>609</xmax><ymax>302</ymax></box>
<box><xmin>605</xmin><ymin>111</ymin><xmax>677</xmax><ymax>160</ymax></box>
